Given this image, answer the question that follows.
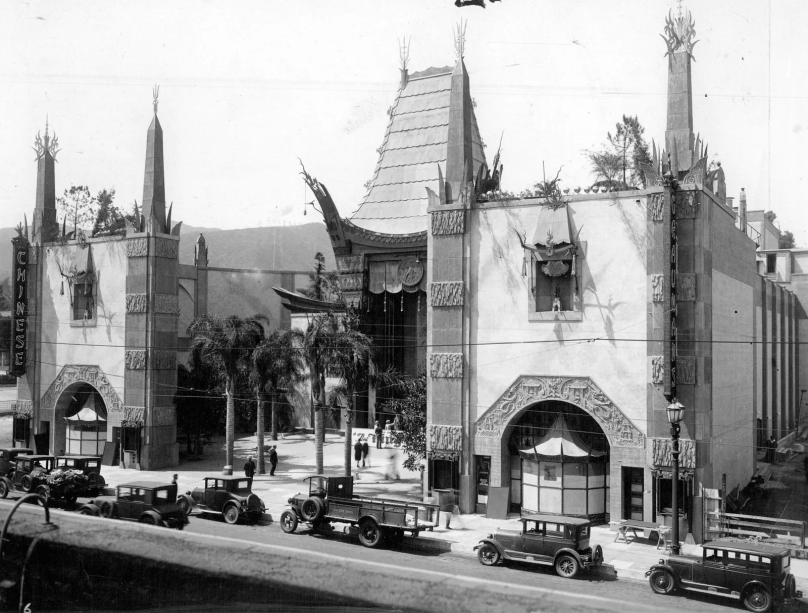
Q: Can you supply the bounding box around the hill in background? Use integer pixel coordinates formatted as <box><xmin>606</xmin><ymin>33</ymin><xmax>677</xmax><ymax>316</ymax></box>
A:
<box><xmin>0</xmin><ymin>223</ymin><xmax>335</xmax><ymax>283</ymax></box>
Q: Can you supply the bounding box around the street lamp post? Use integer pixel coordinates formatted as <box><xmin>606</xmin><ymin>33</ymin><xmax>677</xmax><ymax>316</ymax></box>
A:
<box><xmin>667</xmin><ymin>399</ymin><xmax>685</xmax><ymax>555</ymax></box>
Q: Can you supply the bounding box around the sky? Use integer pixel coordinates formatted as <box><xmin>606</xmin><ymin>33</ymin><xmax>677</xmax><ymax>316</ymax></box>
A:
<box><xmin>1</xmin><ymin>0</ymin><xmax>807</xmax><ymax>244</ymax></box>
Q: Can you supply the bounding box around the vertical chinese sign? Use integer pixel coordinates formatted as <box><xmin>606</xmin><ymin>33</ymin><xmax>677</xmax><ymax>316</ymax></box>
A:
<box><xmin>10</xmin><ymin>234</ymin><xmax>29</xmax><ymax>377</ymax></box>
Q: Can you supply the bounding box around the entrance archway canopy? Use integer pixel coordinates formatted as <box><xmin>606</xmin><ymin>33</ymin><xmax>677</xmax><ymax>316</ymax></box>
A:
<box><xmin>518</xmin><ymin>414</ymin><xmax>606</xmax><ymax>463</ymax></box>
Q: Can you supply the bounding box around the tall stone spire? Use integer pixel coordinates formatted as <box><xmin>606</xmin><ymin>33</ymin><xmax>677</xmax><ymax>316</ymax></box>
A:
<box><xmin>141</xmin><ymin>85</ymin><xmax>167</xmax><ymax>233</ymax></box>
<box><xmin>31</xmin><ymin>118</ymin><xmax>59</xmax><ymax>244</ymax></box>
<box><xmin>445</xmin><ymin>20</ymin><xmax>474</xmax><ymax>203</ymax></box>
<box><xmin>662</xmin><ymin>8</ymin><xmax>699</xmax><ymax>176</ymax></box>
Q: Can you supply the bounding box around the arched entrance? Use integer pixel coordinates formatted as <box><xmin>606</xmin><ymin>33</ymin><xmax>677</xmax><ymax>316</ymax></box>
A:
<box><xmin>507</xmin><ymin>401</ymin><xmax>608</xmax><ymax>518</ymax></box>
<box><xmin>54</xmin><ymin>382</ymin><xmax>108</xmax><ymax>457</ymax></box>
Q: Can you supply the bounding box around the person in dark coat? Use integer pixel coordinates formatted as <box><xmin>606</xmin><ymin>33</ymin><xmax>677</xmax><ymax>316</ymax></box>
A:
<box><xmin>361</xmin><ymin>438</ymin><xmax>370</xmax><ymax>468</ymax></box>
<box><xmin>244</xmin><ymin>456</ymin><xmax>256</xmax><ymax>478</ymax></box>
<box><xmin>269</xmin><ymin>445</ymin><xmax>278</xmax><ymax>476</ymax></box>
<box><xmin>354</xmin><ymin>438</ymin><xmax>363</xmax><ymax>468</ymax></box>
<box><xmin>374</xmin><ymin>420</ymin><xmax>383</xmax><ymax>449</ymax></box>
<box><xmin>767</xmin><ymin>436</ymin><xmax>778</xmax><ymax>463</ymax></box>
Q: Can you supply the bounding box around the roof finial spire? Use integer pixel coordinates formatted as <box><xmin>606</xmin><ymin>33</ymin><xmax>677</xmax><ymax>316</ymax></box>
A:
<box><xmin>454</xmin><ymin>19</ymin><xmax>467</xmax><ymax>60</ymax></box>
<box><xmin>152</xmin><ymin>84</ymin><xmax>160</xmax><ymax>115</ymax></box>
<box><xmin>399</xmin><ymin>36</ymin><xmax>411</xmax><ymax>72</ymax></box>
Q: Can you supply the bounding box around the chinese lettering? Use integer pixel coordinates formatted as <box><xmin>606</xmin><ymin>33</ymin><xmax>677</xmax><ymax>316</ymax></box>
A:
<box><xmin>10</xmin><ymin>237</ymin><xmax>28</xmax><ymax>376</ymax></box>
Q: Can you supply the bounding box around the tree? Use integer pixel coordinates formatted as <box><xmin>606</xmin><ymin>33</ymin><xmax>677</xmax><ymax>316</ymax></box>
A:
<box><xmin>188</xmin><ymin>314</ymin><xmax>265</xmax><ymax>468</ymax></box>
<box><xmin>779</xmin><ymin>230</ymin><xmax>796</xmax><ymax>249</ymax></box>
<box><xmin>57</xmin><ymin>185</ymin><xmax>98</xmax><ymax>231</ymax></box>
<box><xmin>586</xmin><ymin>115</ymin><xmax>652</xmax><ymax>189</ymax></box>
<box><xmin>385</xmin><ymin>374</ymin><xmax>427</xmax><ymax>472</ymax></box>
<box><xmin>176</xmin><ymin>343</ymin><xmax>221</xmax><ymax>460</ymax></box>
<box><xmin>250</xmin><ymin>328</ymin><xmax>307</xmax><ymax>474</ymax></box>
<box><xmin>300</xmin><ymin>252</ymin><xmax>340</xmax><ymax>302</ymax></box>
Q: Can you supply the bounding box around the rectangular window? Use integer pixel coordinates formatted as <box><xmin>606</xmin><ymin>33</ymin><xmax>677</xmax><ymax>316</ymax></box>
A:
<box><xmin>155</xmin><ymin>489</ymin><xmax>168</xmax><ymax>500</ymax></box>
<box><xmin>118</xmin><ymin>487</ymin><xmax>132</xmax><ymax>500</ymax></box>
<box><xmin>72</xmin><ymin>282</ymin><xmax>95</xmax><ymax>320</ymax></box>
<box><xmin>535</xmin><ymin>260</ymin><xmax>574</xmax><ymax>312</ymax></box>
<box><xmin>766</xmin><ymin>253</ymin><xmax>777</xmax><ymax>274</ymax></box>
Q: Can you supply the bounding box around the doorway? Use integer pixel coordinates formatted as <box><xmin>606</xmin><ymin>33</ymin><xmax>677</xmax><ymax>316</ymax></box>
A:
<box><xmin>622</xmin><ymin>467</ymin><xmax>644</xmax><ymax>521</ymax></box>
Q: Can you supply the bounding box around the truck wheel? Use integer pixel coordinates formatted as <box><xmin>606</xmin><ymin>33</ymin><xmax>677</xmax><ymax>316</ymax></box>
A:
<box><xmin>300</xmin><ymin>497</ymin><xmax>325</xmax><ymax>523</ymax></box>
<box><xmin>280</xmin><ymin>510</ymin><xmax>298</xmax><ymax>533</ymax></box>
<box><xmin>21</xmin><ymin>475</ymin><xmax>33</xmax><ymax>493</ymax></box>
<box><xmin>555</xmin><ymin>554</ymin><xmax>579</xmax><ymax>579</ymax></box>
<box><xmin>223</xmin><ymin>504</ymin><xmax>240</xmax><ymax>525</ymax></box>
<box><xmin>743</xmin><ymin>586</ymin><xmax>772</xmax><ymax>613</ymax></box>
<box><xmin>0</xmin><ymin>480</ymin><xmax>8</xmax><ymax>499</ymax></box>
<box><xmin>649</xmin><ymin>569</ymin><xmax>676</xmax><ymax>595</ymax></box>
<box><xmin>35</xmin><ymin>485</ymin><xmax>50</xmax><ymax>504</ymax></box>
<box><xmin>477</xmin><ymin>543</ymin><xmax>501</xmax><ymax>566</ymax></box>
<box><xmin>358</xmin><ymin>519</ymin><xmax>383</xmax><ymax>548</ymax></box>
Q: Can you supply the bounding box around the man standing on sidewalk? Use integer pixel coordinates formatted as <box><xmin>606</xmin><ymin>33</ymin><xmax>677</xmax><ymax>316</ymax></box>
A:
<box><xmin>244</xmin><ymin>456</ymin><xmax>256</xmax><ymax>478</ymax></box>
<box><xmin>269</xmin><ymin>446</ymin><xmax>278</xmax><ymax>476</ymax></box>
<box><xmin>374</xmin><ymin>420</ymin><xmax>383</xmax><ymax>449</ymax></box>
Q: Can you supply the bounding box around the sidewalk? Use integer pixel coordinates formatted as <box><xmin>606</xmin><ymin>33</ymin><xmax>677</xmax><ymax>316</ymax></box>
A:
<box><xmin>97</xmin><ymin>430</ymin><xmax>808</xmax><ymax>590</ymax></box>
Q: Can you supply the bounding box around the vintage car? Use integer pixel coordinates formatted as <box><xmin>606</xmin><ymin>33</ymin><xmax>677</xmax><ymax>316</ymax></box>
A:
<box><xmin>80</xmin><ymin>482</ymin><xmax>188</xmax><ymax>529</ymax></box>
<box><xmin>55</xmin><ymin>455</ymin><xmax>105</xmax><ymax>494</ymax></box>
<box><xmin>646</xmin><ymin>539</ymin><xmax>801</xmax><ymax>612</ymax></box>
<box><xmin>280</xmin><ymin>476</ymin><xmax>440</xmax><ymax>548</ymax></box>
<box><xmin>473</xmin><ymin>514</ymin><xmax>603</xmax><ymax>578</ymax></box>
<box><xmin>0</xmin><ymin>447</ymin><xmax>33</xmax><ymax>477</ymax></box>
<box><xmin>0</xmin><ymin>455</ymin><xmax>55</xmax><ymax>498</ymax></box>
<box><xmin>177</xmin><ymin>475</ymin><xmax>265</xmax><ymax>524</ymax></box>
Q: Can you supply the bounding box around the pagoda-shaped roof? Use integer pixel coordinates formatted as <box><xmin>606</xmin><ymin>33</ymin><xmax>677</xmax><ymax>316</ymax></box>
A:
<box><xmin>518</xmin><ymin>414</ymin><xmax>606</xmax><ymax>463</ymax></box>
<box><xmin>350</xmin><ymin>63</ymin><xmax>487</xmax><ymax>235</ymax></box>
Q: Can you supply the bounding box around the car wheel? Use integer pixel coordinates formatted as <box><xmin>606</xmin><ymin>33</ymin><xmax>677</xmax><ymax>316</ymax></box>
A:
<box><xmin>139</xmin><ymin>514</ymin><xmax>157</xmax><ymax>525</ymax></box>
<box><xmin>649</xmin><ymin>569</ymin><xmax>676</xmax><ymax>595</ymax></box>
<box><xmin>358</xmin><ymin>519</ymin><xmax>383</xmax><ymax>548</ymax></box>
<box><xmin>477</xmin><ymin>543</ymin><xmax>501</xmax><ymax>566</ymax></box>
<box><xmin>555</xmin><ymin>554</ymin><xmax>579</xmax><ymax>579</ymax></box>
<box><xmin>592</xmin><ymin>544</ymin><xmax>603</xmax><ymax>566</ymax></box>
<box><xmin>177</xmin><ymin>495</ymin><xmax>193</xmax><ymax>516</ymax></box>
<box><xmin>785</xmin><ymin>575</ymin><xmax>797</xmax><ymax>600</ymax></box>
<box><xmin>100</xmin><ymin>501</ymin><xmax>116</xmax><ymax>519</ymax></box>
<box><xmin>280</xmin><ymin>510</ymin><xmax>298</xmax><ymax>534</ymax></box>
<box><xmin>98</xmin><ymin>475</ymin><xmax>106</xmax><ymax>486</ymax></box>
<box><xmin>223</xmin><ymin>504</ymin><xmax>240</xmax><ymax>525</ymax></box>
<box><xmin>20</xmin><ymin>475</ymin><xmax>33</xmax><ymax>493</ymax></box>
<box><xmin>0</xmin><ymin>480</ymin><xmax>8</xmax><ymax>499</ymax></box>
<box><xmin>743</xmin><ymin>586</ymin><xmax>772</xmax><ymax>613</ymax></box>
<box><xmin>35</xmin><ymin>485</ymin><xmax>50</xmax><ymax>504</ymax></box>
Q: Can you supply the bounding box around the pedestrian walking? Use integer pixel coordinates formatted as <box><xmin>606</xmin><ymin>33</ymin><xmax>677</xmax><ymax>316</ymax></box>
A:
<box><xmin>269</xmin><ymin>445</ymin><xmax>278</xmax><ymax>476</ymax></box>
<box><xmin>244</xmin><ymin>456</ymin><xmax>256</xmax><ymax>478</ymax></box>
<box><xmin>374</xmin><ymin>420</ymin><xmax>383</xmax><ymax>449</ymax></box>
<box><xmin>354</xmin><ymin>438</ymin><xmax>363</xmax><ymax>468</ymax></box>
<box><xmin>362</xmin><ymin>438</ymin><xmax>370</xmax><ymax>468</ymax></box>
<box><xmin>172</xmin><ymin>474</ymin><xmax>178</xmax><ymax>485</ymax></box>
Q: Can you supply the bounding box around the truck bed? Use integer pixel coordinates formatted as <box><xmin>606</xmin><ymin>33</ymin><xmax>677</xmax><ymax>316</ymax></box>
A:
<box><xmin>324</xmin><ymin>495</ymin><xmax>440</xmax><ymax>531</ymax></box>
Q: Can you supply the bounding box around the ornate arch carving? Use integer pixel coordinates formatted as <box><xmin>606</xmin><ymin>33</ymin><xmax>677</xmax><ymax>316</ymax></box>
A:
<box><xmin>475</xmin><ymin>375</ymin><xmax>644</xmax><ymax>448</ymax></box>
<box><xmin>41</xmin><ymin>364</ymin><xmax>123</xmax><ymax>413</ymax></box>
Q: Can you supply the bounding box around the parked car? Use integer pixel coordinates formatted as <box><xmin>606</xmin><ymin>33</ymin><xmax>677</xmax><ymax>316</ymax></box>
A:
<box><xmin>176</xmin><ymin>476</ymin><xmax>265</xmax><ymax>525</ymax></box>
<box><xmin>0</xmin><ymin>447</ymin><xmax>33</xmax><ymax>477</ymax></box>
<box><xmin>646</xmin><ymin>539</ymin><xmax>801</xmax><ymax>612</ymax></box>
<box><xmin>79</xmin><ymin>482</ymin><xmax>188</xmax><ymax>529</ymax></box>
<box><xmin>473</xmin><ymin>514</ymin><xmax>603</xmax><ymax>579</ymax></box>
<box><xmin>280</xmin><ymin>475</ymin><xmax>440</xmax><ymax>548</ymax></box>
<box><xmin>55</xmin><ymin>455</ymin><xmax>105</xmax><ymax>494</ymax></box>
<box><xmin>0</xmin><ymin>455</ymin><xmax>55</xmax><ymax>498</ymax></box>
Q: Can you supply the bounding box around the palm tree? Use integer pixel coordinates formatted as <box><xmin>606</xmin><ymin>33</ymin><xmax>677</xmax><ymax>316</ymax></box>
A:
<box><xmin>250</xmin><ymin>328</ymin><xmax>307</xmax><ymax>474</ymax></box>
<box><xmin>188</xmin><ymin>314</ymin><xmax>265</xmax><ymax>469</ymax></box>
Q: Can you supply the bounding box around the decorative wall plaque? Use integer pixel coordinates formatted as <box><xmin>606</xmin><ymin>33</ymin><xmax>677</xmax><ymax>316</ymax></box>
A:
<box><xmin>398</xmin><ymin>256</ymin><xmax>424</xmax><ymax>286</ymax></box>
<box><xmin>40</xmin><ymin>364</ymin><xmax>123</xmax><ymax>413</ymax></box>
<box><xmin>431</xmin><ymin>210</ymin><xmax>465</xmax><ymax>235</ymax></box>
<box><xmin>651</xmin><ymin>356</ymin><xmax>664</xmax><ymax>384</ymax></box>
<box><xmin>429</xmin><ymin>353</ymin><xmax>463</xmax><ymax>378</ymax></box>
<box><xmin>474</xmin><ymin>375</ymin><xmax>644</xmax><ymax>448</ymax></box>
<box><xmin>154</xmin><ymin>294</ymin><xmax>179</xmax><ymax>314</ymax></box>
<box><xmin>652</xmin><ymin>437</ymin><xmax>696</xmax><ymax>469</ymax></box>
<box><xmin>678</xmin><ymin>273</ymin><xmax>696</xmax><ymax>302</ymax></box>
<box><xmin>651</xmin><ymin>274</ymin><xmax>664</xmax><ymax>302</ymax></box>
<box><xmin>14</xmin><ymin>399</ymin><xmax>33</xmax><ymax>418</ymax></box>
<box><xmin>430</xmin><ymin>282</ymin><xmax>464</xmax><ymax>307</ymax></box>
<box><xmin>155</xmin><ymin>238</ymin><xmax>179</xmax><ymax>259</ymax></box>
<box><xmin>429</xmin><ymin>424</ymin><xmax>462</xmax><ymax>451</ymax></box>
<box><xmin>336</xmin><ymin>254</ymin><xmax>363</xmax><ymax>273</ymax></box>
<box><xmin>126</xmin><ymin>238</ymin><xmax>148</xmax><ymax>257</ymax></box>
<box><xmin>649</xmin><ymin>194</ymin><xmax>664</xmax><ymax>221</ymax></box>
<box><xmin>126</xmin><ymin>293</ymin><xmax>148</xmax><ymax>313</ymax></box>
<box><xmin>125</xmin><ymin>350</ymin><xmax>147</xmax><ymax>370</ymax></box>
<box><xmin>123</xmin><ymin>405</ymin><xmax>144</xmax><ymax>426</ymax></box>
<box><xmin>338</xmin><ymin>273</ymin><xmax>364</xmax><ymax>292</ymax></box>
<box><xmin>676</xmin><ymin>356</ymin><xmax>696</xmax><ymax>385</ymax></box>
